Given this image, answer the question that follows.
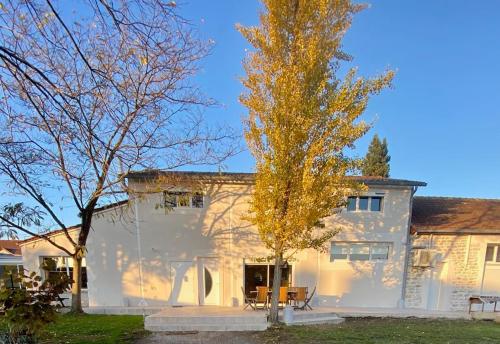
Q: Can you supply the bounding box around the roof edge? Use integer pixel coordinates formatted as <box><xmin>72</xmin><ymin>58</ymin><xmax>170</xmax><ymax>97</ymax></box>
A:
<box><xmin>125</xmin><ymin>170</ymin><xmax>427</xmax><ymax>187</ymax></box>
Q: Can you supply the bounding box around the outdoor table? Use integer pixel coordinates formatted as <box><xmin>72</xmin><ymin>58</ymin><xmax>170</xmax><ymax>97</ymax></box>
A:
<box><xmin>249</xmin><ymin>289</ymin><xmax>298</xmax><ymax>304</ymax></box>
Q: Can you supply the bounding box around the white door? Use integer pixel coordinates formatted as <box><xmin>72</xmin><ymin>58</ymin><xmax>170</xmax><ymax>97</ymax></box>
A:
<box><xmin>170</xmin><ymin>261</ymin><xmax>197</xmax><ymax>306</ymax></box>
<box><xmin>199</xmin><ymin>258</ymin><xmax>221</xmax><ymax>305</ymax></box>
<box><xmin>481</xmin><ymin>245</ymin><xmax>500</xmax><ymax>295</ymax></box>
<box><xmin>427</xmin><ymin>262</ymin><xmax>450</xmax><ymax>311</ymax></box>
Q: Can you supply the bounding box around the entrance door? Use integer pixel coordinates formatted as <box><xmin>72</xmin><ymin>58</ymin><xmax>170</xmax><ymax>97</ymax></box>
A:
<box><xmin>199</xmin><ymin>258</ymin><xmax>221</xmax><ymax>305</ymax></box>
<box><xmin>481</xmin><ymin>244</ymin><xmax>500</xmax><ymax>297</ymax></box>
<box><xmin>427</xmin><ymin>262</ymin><xmax>450</xmax><ymax>311</ymax></box>
<box><xmin>170</xmin><ymin>261</ymin><xmax>197</xmax><ymax>306</ymax></box>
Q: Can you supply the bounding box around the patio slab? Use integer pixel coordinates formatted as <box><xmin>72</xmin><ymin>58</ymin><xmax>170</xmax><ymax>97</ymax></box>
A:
<box><xmin>325</xmin><ymin>306</ymin><xmax>471</xmax><ymax>319</ymax></box>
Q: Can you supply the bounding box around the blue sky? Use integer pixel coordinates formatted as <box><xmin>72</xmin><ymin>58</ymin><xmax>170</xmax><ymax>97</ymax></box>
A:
<box><xmin>178</xmin><ymin>0</ymin><xmax>500</xmax><ymax>199</ymax></box>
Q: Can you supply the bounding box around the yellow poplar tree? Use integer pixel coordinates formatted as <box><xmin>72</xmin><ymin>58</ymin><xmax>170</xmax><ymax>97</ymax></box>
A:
<box><xmin>238</xmin><ymin>0</ymin><xmax>394</xmax><ymax>323</ymax></box>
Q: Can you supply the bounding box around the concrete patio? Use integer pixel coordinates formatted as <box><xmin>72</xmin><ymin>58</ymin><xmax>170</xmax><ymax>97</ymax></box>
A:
<box><xmin>85</xmin><ymin>305</ymin><xmax>472</xmax><ymax>332</ymax></box>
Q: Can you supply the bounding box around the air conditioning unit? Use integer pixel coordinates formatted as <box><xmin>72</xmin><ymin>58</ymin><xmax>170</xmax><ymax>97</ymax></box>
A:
<box><xmin>412</xmin><ymin>249</ymin><xmax>439</xmax><ymax>268</ymax></box>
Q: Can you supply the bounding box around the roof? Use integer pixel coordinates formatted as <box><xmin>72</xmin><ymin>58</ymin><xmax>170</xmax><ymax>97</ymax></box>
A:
<box><xmin>125</xmin><ymin>170</ymin><xmax>427</xmax><ymax>187</ymax></box>
<box><xmin>412</xmin><ymin>196</ymin><xmax>500</xmax><ymax>234</ymax></box>
<box><xmin>19</xmin><ymin>225</ymin><xmax>80</xmax><ymax>245</ymax></box>
<box><xmin>0</xmin><ymin>240</ymin><xmax>21</xmax><ymax>256</ymax></box>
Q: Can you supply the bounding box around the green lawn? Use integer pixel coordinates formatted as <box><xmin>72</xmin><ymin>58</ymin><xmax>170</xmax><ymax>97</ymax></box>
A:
<box><xmin>1</xmin><ymin>314</ymin><xmax>499</xmax><ymax>343</ymax></box>
<box><xmin>264</xmin><ymin>318</ymin><xmax>500</xmax><ymax>344</ymax></box>
<box><xmin>1</xmin><ymin>314</ymin><xmax>147</xmax><ymax>344</ymax></box>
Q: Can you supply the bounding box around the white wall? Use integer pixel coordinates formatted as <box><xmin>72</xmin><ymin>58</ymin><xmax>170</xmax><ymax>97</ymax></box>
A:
<box><xmin>406</xmin><ymin>233</ymin><xmax>500</xmax><ymax>312</ymax></box>
<box><xmin>21</xmin><ymin>179</ymin><xmax>415</xmax><ymax>309</ymax></box>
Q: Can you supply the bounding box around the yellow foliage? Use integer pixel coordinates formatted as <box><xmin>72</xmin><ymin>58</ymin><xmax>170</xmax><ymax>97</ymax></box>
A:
<box><xmin>238</xmin><ymin>0</ymin><xmax>393</xmax><ymax>258</ymax></box>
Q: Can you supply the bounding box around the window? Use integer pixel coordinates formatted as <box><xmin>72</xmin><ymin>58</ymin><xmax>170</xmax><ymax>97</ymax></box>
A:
<box><xmin>331</xmin><ymin>244</ymin><xmax>349</xmax><ymax>260</ymax></box>
<box><xmin>350</xmin><ymin>243</ymin><xmax>370</xmax><ymax>261</ymax></box>
<box><xmin>485</xmin><ymin>244</ymin><xmax>500</xmax><ymax>263</ymax></box>
<box><xmin>347</xmin><ymin>197</ymin><xmax>357</xmax><ymax>211</ymax></box>
<box><xmin>192</xmin><ymin>193</ymin><xmax>204</xmax><ymax>208</ymax></box>
<box><xmin>330</xmin><ymin>242</ymin><xmax>392</xmax><ymax>261</ymax></box>
<box><xmin>41</xmin><ymin>257</ymin><xmax>87</xmax><ymax>289</ymax></box>
<box><xmin>163</xmin><ymin>191</ymin><xmax>204</xmax><ymax>208</ymax></box>
<box><xmin>346</xmin><ymin>196</ymin><xmax>383</xmax><ymax>212</ymax></box>
<box><xmin>0</xmin><ymin>265</ymin><xmax>23</xmax><ymax>289</ymax></box>
<box><xmin>358</xmin><ymin>197</ymin><xmax>369</xmax><ymax>211</ymax></box>
<box><xmin>370</xmin><ymin>197</ymin><xmax>383</xmax><ymax>211</ymax></box>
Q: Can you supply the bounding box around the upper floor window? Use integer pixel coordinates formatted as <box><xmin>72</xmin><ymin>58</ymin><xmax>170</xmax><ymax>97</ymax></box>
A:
<box><xmin>330</xmin><ymin>242</ymin><xmax>392</xmax><ymax>262</ymax></box>
<box><xmin>485</xmin><ymin>244</ymin><xmax>500</xmax><ymax>263</ymax></box>
<box><xmin>346</xmin><ymin>196</ymin><xmax>383</xmax><ymax>212</ymax></box>
<box><xmin>163</xmin><ymin>191</ymin><xmax>204</xmax><ymax>208</ymax></box>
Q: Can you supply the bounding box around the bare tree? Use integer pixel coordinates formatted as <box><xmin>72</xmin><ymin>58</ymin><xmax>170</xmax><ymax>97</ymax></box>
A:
<box><xmin>0</xmin><ymin>0</ymin><xmax>238</xmax><ymax>313</ymax></box>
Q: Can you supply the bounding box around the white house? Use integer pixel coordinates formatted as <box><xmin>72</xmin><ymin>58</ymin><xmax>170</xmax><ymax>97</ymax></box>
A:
<box><xmin>18</xmin><ymin>171</ymin><xmax>500</xmax><ymax>312</ymax></box>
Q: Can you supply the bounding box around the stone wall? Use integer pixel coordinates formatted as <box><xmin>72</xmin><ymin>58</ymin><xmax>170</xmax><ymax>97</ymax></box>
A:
<box><xmin>405</xmin><ymin>234</ymin><xmax>483</xmax><ymax>311</ymax></box>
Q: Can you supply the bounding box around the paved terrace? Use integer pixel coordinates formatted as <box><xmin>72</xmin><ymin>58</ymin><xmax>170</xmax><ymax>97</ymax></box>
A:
<box><xmin>85</xmin><ymin>305</ymin><xmax>472</xmax><ymax>332</ymax></box>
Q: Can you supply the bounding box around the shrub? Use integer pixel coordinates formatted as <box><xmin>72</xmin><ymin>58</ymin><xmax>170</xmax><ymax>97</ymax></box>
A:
<box><xmin>0</xmin><ymin>262</ymin><xmax>71</xmax><ymax>343</ymax></box>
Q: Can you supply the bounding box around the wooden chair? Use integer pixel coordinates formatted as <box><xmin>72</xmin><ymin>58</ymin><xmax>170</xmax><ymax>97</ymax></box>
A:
<box><xmin>256</xmin><ymin>286</ymin><xmax>269</xmax><ymax>310</ymax></box>
<box><xmin>241</xmin><ymin>286</ymin><xmax>256</xmax><ymax>310</ymax></box>
<box><xmin>293</xmin><ymin>287</ymin><xmax>308</xmax><ymax>309</ymax></box>
<box><xmin>279</xmin><ymin>287</ymin><xmax>288</xmax><ymax>308</ymax></box>
<box><xmin>297</xmin><ymin>286</ymin><xmax>315</xmax><ymax>310</ymax></box>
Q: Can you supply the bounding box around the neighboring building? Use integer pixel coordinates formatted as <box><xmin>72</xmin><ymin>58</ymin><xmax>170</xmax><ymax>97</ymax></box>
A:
<box><xmin>0</xmin><ymin>240</ymin><xmax>23</xmax><ymax>288</ymax></box>
<box><xmin>18</xmin><ymin>172</ymin><xmax>500</xmax><ymax>312</ymax></box>
<box><xmin>19</xmin><ymin>226</ymin><xmax>89</xmax><ymax>306</ymax></box>
<box><xmin>406</xmin><ymin>197</ymin><xmax>500</xmax><ymax>312</ymax></box>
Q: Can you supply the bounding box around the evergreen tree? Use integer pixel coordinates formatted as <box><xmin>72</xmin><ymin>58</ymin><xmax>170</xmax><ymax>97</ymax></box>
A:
<box><xmin>362</xmin><ymin>135</ymin><xmax>391</xmax><ymax>177</ymax></box>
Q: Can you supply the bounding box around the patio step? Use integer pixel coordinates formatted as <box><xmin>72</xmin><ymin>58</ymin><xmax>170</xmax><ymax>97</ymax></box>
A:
<box><xmin>145</xmin><ymin>308</ymin><xmax>268</xmax><ymax>332</ymax></box>
<box><xmin>280</xmin><ymin>310</ymin><xmax>345</xmax><ymax>326</ymax></box>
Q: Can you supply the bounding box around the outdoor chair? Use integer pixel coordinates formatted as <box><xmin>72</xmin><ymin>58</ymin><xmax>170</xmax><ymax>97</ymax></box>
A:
<box><xmin>292</xmin><ymin>287</ymin><xmax>308</xmax><ymax>309</ymax></box>
<box><xmin>255</xmin><ymin>286</ymin><xmax>269</xmax><ymax>310</ymax></box>
<box><xmin>241</xmin><ymin>286</ymin><xmax>256</xmax><ymax>310</ymax></box>
<box><xmin>297</xmin><ymin>286</ymin><xmax>315</xmax><ymax>310</ymax></box>
<box><xmin>279</xmin><ymin>286</ymin><xmax>288</xmax><ymax>308</ymax></box>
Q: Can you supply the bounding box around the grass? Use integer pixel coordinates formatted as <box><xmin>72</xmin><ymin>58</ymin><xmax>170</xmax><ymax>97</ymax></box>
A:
<box><xmin>263</xmin><ymin>317</ymin><xmax>500</xmax><ymax>344</ymax></box>
<box><xmin>1</xmin><ymin>314</ymin><xmax>147</xmax><ymax>344</ymax></box>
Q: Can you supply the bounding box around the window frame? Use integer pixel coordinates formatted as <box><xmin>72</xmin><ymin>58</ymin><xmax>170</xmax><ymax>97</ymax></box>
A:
<box><xmin>346</xmin><ymin>196</ymin><xmax>384</xmax><ymax>213</ymax></box>
<box><xmin>330</xmin><ymin>241</ymin><xmax>392</xmax><ymax>262</ymax></box>
<box><xmin>485</xmin><ymin>244</ymin><xmax>500</xmax><ymax>263</ymax></box>
<box><xmin>41</xmin><ymin>256</ymin><xmax>88</xmax><ymax>290</ymax></box>
<box><xmin>162</xmin><ymin>191</ymin><xmax>204</xmax><ymax>209</ymax></box>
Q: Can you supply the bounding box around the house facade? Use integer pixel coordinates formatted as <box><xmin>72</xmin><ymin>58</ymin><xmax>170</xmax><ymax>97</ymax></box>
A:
<box><xmin>18</xmin><ymin>171</ymin><xmax>500</xmax><ymax>312</ymax></box>
<box><xmin>406</xmin><ymin>197</ymin><xmax>500</xmax><ymax>312</ymax></box>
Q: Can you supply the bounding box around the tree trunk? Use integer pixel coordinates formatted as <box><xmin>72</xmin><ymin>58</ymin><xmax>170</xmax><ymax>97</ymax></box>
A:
<box><xmin>268</xmin><ymin>254</ymin><xmax>283</xmax><ymax>324</ymax></box>
<box><xmin>70</xmin><ymin>254</ymin><xmax>83</xmax><ymax>313</ymax></box>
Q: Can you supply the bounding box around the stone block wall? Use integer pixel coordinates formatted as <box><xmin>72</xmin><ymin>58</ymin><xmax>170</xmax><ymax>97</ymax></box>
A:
<box><xmin>405</xmin><ymin>234</ymin><xmax>483</xmax><ymax>311</ymax></box>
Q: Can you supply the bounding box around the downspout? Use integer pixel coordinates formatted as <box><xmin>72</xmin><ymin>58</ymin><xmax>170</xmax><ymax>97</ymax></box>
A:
<box><xmin>134</xmin><ymin>195</ymin><xmax>147</xmax><ymax>309</ymax></box>
<box><xmin>400</xmin><ymin>186</ymin><xmax>418</xmax><ymax>308</ymax></box>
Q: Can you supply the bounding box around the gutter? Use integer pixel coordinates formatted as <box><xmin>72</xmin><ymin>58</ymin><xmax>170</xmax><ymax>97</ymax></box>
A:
<box><xmin>134</xmin><ymin>196</ymin><xmax>147</xmax><ymax>308</ymax></box>
<box><xmin>400</xmin><ymin>185</ymin><xmax>418</xmax><ymax>308</ymax></box>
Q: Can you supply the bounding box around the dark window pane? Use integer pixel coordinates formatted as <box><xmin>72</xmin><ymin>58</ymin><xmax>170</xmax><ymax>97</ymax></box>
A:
<box><xmin>371</xmin><ymin>197</ymin><xmax>382</xmax><ymax>211</ymax></box>
<box><xmin>204</xmin><ymin>267</ymin><xmax>213</xmax><ymax>297</ymax></box>
<box><xmin>82</xmin><ymin>267</ymin><xmax>88</xmax><ymax>289</ymax></box>
<box><xmin>163</xmin><ymin>192</ymin><xmax>176</xmax><ymax>208</ymax></box>
<box><xmin>192</xmin><ymin>193</ymin><xmax>204</xmax><ymax>208</ymax></box>
<box><xmin>496</xmin><ymin>246</ymin><xmax>500</xmax><ymax>263</ymax></box>
<box><xmin>269</xmin><ymin>265</ymin><xmax>291</xmax><ymax>288</ymax></box>
<box><xmin>178</xmin><ymin>193</ymin><xmax>190</xmax><ymax>207</ymax></box>
<box><xmin>347</xmin><ymin>197</ymin><xmax>357</xmax><ymax>211</ymax></box>
<box><xmin>371</xmin><ymin>243</ymin><xmax>390</xmax><ymax>260</ymax></box>
<box><xmin>485</xmin><ymin>245</ymin><xmax>494</xmax><ymax>262</ymax></box>
<box><xmin>358</xmin><ymin>197</ymin><xmax>369</xmax><ymax>211</ymax></box>
<box><xmin>331</xmin><ymin>244</ymin><xmax>349</xmax><ymax>261</ymax></box>
<box><xmin>244</xmin><ymin>265</ymin><xmax>268</xmax><ymax>297</ymax></box>
<box><xmin>350</xmin><ymin>243</ymin><xmax>370</xmax><ymax>261</ymax></box>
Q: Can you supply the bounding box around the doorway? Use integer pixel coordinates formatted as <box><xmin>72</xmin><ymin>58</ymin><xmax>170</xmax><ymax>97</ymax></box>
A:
<box><xmin>199</xmin><ymin>258</ymin><xmax>221</xmax><ymax>305</ymax></box>
<box><xmin>481</xmin><ymin>244</ymin><xmax>500</xmax><ymax>297</ymax></box>
<box><xmin>243</xmin><ymin>263</ymin><xmax>292</xmax><ymax>297</ymax></box>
